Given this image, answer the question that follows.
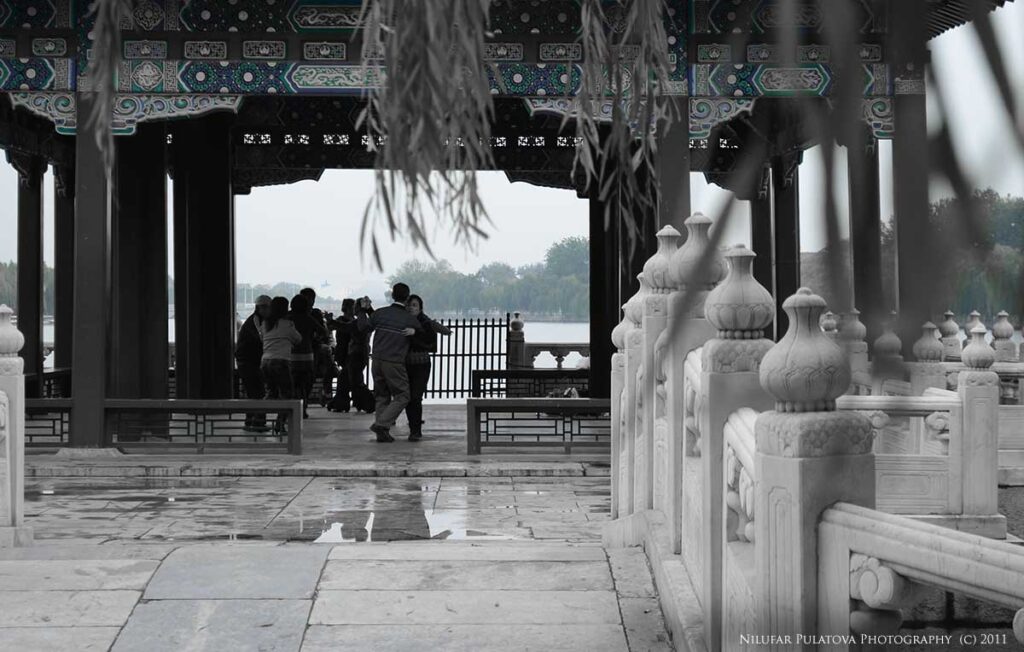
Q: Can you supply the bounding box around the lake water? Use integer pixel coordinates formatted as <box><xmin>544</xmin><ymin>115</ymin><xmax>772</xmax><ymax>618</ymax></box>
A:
<box><xmin>41</xmin><ymin>319</ymin><xmax>591</xmax><ymax>369</ymax></box>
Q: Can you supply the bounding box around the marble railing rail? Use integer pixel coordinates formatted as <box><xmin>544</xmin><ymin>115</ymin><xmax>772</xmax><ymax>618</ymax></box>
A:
<box><xmin>724</xmin><ymin>407</ymin><xmax>756</xmax><ymax>544</ymax></box>
<box><xmin>522</xmin><ymin>342</ymin><xmax>590</xmax><ymax>370</ymax></box>
<box><xmin>0</xmin><ymin>304</ymin><xmax>32</xmax><ymax>547</ymax></box>
<box><xmin>819</xmin><ymin>502</ymin><xmax>1024</xmax><ymax>646</ymax></box>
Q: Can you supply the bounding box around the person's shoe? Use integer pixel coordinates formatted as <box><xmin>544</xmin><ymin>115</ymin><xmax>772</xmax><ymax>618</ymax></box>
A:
<box><xmin>370</xmin><ymin>424</ymin><xmax>394</xmax><ymax>442</ymax></box>
<box><xmin>408</xmin><ymin>432</ymin><xmax>422</xmax><ymax>442</ymax></box>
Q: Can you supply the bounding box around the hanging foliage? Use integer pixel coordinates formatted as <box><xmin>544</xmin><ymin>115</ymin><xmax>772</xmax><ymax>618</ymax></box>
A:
<box><xmin>356</xmin><ymin>0</ymin><xmax>497</xmax><ymax>269</ymax></box>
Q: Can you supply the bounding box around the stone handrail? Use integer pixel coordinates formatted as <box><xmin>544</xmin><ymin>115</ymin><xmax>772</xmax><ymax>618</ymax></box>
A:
<box><xmin>820</xmin><ymin>502</ymin><xmax>1024</xmax><ymax>644</ymax></box>
<box><xmin>683</xmin><ymin>346</ymin><xmax>703</xmax><ymax>456</ymax></box>
<box><xmin>0</xmin><ymin>304</ymin><xmax>31</xmax><ymax>547</ymax></box>
<box><xmin>523</xmin><ymin>342</ymin><xmax>590</xmax><ymax>369</ymax></box>
<box><xmin>724</xmin><ymin>407</ymin><xmax>757</xmax><ymax>543</ymax></box>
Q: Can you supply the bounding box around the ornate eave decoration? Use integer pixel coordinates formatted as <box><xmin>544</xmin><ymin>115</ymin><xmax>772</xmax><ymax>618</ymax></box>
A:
<box><xmin>8</xmin><ymin>92</ymin><xmax>244</xmax><ymax>136</ymax></box>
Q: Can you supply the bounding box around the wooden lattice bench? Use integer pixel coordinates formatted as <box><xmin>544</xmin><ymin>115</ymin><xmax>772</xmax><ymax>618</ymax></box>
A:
<box><xmin>465</xmin><ymin>397</ymin><xmax>610</xmax><ymax>454</ymax></box>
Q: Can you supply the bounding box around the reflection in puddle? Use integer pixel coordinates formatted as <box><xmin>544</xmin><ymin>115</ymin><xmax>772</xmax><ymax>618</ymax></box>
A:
<box><xmin>312</xmin><ymin>510</ymin><xmax>518</xmax><ymax>543</ymax></box>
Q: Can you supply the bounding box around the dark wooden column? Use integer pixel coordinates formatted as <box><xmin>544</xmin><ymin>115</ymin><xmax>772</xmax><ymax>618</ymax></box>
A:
<box><xmin>890</xmin><ymin>0</ymin><xmax>931</xmax><ymax>352</ymax></box>
<box><xmin>656</xmin><ymin>99</ymin><xmax>691</xmax><ymax>231</ymax></box>
<box><xmin>172</xmin><ymin>115</ymin><xmax>236</xmax><ymax>399</ymax></box>
<box><xmin>749</xmin><ymin>166</ymin><xmax>775</xmax><ymax>337</ymax></box>
<box><xmin>53</xmin><ymin>164</ymin><xmax>75</xmax><ymax>370</ymax></box>
<box><xmin>111</xmin><ymin>123</ymin><xmax>168</xmax><ymax>399</ymax></box>
<box><xmin>588</xmin><ymin>191</ymin><xmax>618</xmax><ymax>398</ymax></box>
<box><xmin>847</xmin><ymin>132</ymin><xmax>886</xmax><ymax>344</ymax></box>
<box><xmin>70</xmin><ymin>93</ymin><xmax>112</xmax><ymax>447</ymax></box>
<box><xmin>7</xmin><ymin>151</ymin><xmax>46</xmax><ymax>395</ymax></box>
<box><xmin>771</xmin><ymin>153</ymin><xmax>801</xmax><ymax>339</ymax></box>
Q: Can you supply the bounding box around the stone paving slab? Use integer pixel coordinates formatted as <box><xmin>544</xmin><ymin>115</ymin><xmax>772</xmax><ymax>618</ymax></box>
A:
<box><xmin>301</xmin><ymin>624</ymin><xmax>630</xmax><ymax>652</ymax></box>
<box><xmin>0</xmin><ymin>559</ymin><xmax>159</xmax><ymax>591</ymax></box>
<box><xmin>319</xmin><ymin>560</ymin><xmax>614</xmax><ymax>591</ymax></box>
<box><xmin>0</xmin><ymin>626</ymin><xmax>122</xmax><ymax>652</ymax></box>
<box><xmin>327</xmin><ymin>541</ymin><xmax>606</xmax><ymax>561</ymax></box>
<box><xmin>0</xmin><ymin>543</ymin><xmax>176</xmax><ymax>561</ymax></box>
<box><xmin>608</xmin><ymin>548</ymin><xmax>657</xmax><ymax>598</ymax></box>
<box><xmin>310</xmin><ymin>589</ymin><xmax>622</xmax><ymax>625</ymax></box>
<box><xmin>143</xmin><ymin>545</ymin><xmax>330</xmax><ymax>599</ymax></box>
<box><xmin>0</xmin><ymin>590</ymin><xmax>141</xmax><ymax>627</ymax></box>
<box><xmin>111</xmin><ymin>599</ymin><xmax>311</xmax><ymax>652</ymax></box>
<box><xmin>620</xmin><ymin>596</ymin><xmax>674</xmax><ymax>651</ymax></box>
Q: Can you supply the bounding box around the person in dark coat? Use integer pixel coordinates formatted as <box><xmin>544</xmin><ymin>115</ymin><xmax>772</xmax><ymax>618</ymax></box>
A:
<box><xmin>327</xmin><ymin>299</ymin><xmax>356</xmax><ymax>412</ymax></box>
<box><xmin>356</xmin><ymin>283</ymin><xmax>422</xmax><ymax>442</ymax></box>
<box><xmin>346</xmin><ymin>300</ymin><xmax>374</xmax><ymax>412</ymax></box>
<box><xmin>235</xmin><ymin>295</ymin><xmax>272</xmax><ymax>431</ymax></box>
<box><xmin>403</xmin><ymin>295</ymin><xmax>451</xmax><ymax>441</ymax></box>
<box><xmin>289</xmin><ymin>293</ymin><xmax>327</xmax><ymax>419</ymax></box>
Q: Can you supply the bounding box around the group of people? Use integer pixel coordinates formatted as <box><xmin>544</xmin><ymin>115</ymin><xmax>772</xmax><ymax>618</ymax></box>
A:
<box><xmin>233</xmin><ymin>283</ymin><xmax>450</xmax><ymax>442</ymax></box>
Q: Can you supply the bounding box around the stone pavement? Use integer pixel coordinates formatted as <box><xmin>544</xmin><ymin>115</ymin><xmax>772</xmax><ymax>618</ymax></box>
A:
<box><xmin>1</xmin><ymin>470</ymin><xmax>671</xmax><ymax>650</ymax></box>
<box><xmin>0</xmin><ymin>541</ymin><xmax>669</xmax><ymax>651</ymax></box>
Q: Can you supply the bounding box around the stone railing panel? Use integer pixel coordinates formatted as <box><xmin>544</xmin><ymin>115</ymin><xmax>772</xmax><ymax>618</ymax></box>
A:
<box><xmin>0</xmin><ymin>304</ymin><xmax>31</xmax><ymax>547</ymax></box>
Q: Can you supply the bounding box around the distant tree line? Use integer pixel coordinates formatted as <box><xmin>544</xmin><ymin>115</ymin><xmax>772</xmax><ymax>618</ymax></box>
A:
<box><xmin>386</xmin><ymin>236</ymin><xmax>590</xmax><ymax>320</ymax></box>
<box><xmin>0</xmin><ymin>262</ymin><xmax>54</xmax><ymax>314</ymax></box>
<box><xmin>801</xmin><ymin>189</ymin><xmax>1023</xmax><ymax>321</ymax></box>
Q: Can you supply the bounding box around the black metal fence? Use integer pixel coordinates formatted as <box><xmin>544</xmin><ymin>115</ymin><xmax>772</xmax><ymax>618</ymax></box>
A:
<box><xmin>426</xmin><ymin>314</ymin><xmax>510</xmax><ymax>398</ymax></box>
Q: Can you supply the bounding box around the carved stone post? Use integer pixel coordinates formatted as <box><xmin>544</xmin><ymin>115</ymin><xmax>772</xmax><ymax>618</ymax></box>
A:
<box><xmin>992</xmin><ymin>311</ymin><xmax>1018</xmax><ymax>362</ymax></box>
<box><xmin>632</xmin><ymin>271</ymin><xmax>657</xmax><ymax>512</ymax></box>
<box><xmin>938</xmin><ymin>310</ymin><xmax>961</xmax><ymax>361</ymax></box>
<box><xmin>507</xmin><ymin>312</ymin><xmax>527</xmax><ymax>369</ymax></box>
<box><xmin>666</xmin><ymin>214</ymin><xmax>723</xmax><ymax>553</ymax></box>
<box><xmin>642</xmin><ymin>225</ymin><xmax>679</xmax><ymax>515</ymax></box>
<box><xmin>871</xmin><ymin>312</ymin><xmax>905</xmax><ymax>393</ymax></box>
<box><xmin>755</xmin><ymin>288</ymin><xmax>874</xmax><ymax>645</ymax></box>
<box><xmin>610</xmin><ymin>316</ymin><xmax>628</xmax><ymax>521</ymax></box>
<box><xmin>699</xmin><ymin>245</ymin><xmax>775</xmax><ymax>650</ymax></box>
<box><xmin>965</xmin><ymin>310</ymin><xmax>983</xmax><ymax>335</ymax></box>
<box><xmin>841</xmin><ymin>309</ymin><xmax>869</xmax><ymax>380</ymax></box>
<box><xmin>619</xmin><ymin>275</ymin><xmax>647</xmax><ymax>516</ymax></box>
<box><xmin>0</xmin><ymin>305</ymin><xmax>33</xmax><ymax>547</ymax></box>
<box><xmin>959</xmin><ymin>325</ymin><xmax>1005</xmax><ymax>538</ymax></box>
<box><xmin>909</xmin><ymin>321</ymin><xmax>945</xmax><ymax>393</ymax></box>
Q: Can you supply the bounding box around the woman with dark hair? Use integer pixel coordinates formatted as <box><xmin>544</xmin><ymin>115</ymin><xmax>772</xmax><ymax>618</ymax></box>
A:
<box><xmin>259</xmin><ymin>296</ymin><xmax>301</xmax><ymax>432</ymax></box>
<box><xmin>403</xmin><ymin>294</ymin><xmax>451</xmax><ymax>441</ymax></box>
<box><xmin>289</xmin><ymin>293</ymin><xmax>327</xmax><ymax>419</ymax></box>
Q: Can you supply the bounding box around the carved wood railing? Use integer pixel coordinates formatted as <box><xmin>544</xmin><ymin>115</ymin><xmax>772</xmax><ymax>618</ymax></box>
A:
<box><xmin>819</xmin><ymin>502</ymin><xmax>1024</xmax><ymax>646</ymax></box>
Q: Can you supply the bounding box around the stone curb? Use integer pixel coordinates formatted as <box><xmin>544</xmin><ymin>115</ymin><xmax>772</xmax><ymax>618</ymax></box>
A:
<box><xmin>25</xmin><ymin>461</ymin><xmax>612</xmax><ymax>479</ymax></box>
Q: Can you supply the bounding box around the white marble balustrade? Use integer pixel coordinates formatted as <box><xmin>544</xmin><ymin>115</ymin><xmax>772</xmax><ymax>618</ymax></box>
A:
<box><xmin>0</xmin><ymin>304</ymin><xmax>32</xmax><ymax>547</ymax></box>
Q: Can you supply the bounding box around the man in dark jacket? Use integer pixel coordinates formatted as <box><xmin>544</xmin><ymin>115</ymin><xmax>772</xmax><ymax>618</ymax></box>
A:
<box><xmin>356</xmin><ymin>283</ymin><xmax>422</xmax><ymax>442</ymax></box>
<box><xmin>235</xmin><ymin>295</ymin><xmax>271</xmax><ymax>431</ymax></box>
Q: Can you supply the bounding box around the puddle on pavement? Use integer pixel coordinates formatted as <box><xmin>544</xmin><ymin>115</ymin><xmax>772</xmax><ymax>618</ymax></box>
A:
<box><xmin>26</xmin><ymin>477</ymin><xmax>598</xmax><ymax>543</ymax></box>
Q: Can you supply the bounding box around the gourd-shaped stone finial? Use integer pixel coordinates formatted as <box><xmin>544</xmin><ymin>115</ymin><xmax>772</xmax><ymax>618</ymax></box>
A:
<box><xmin>623</xmin><ymin>273</ymin><xmax>649</xmax><ymax>327</ymax></box>
<box><xmin>669</xmin><ymin>212</ymin><xmax>726</xmax><ymax>290</ymax></box>
<box><xmin>938</xmin><ymin>310</ymin><xmax>959</xmax><ymax>339</ymax></box>
<box><xmin>704</xmin><ymin>245</ymin><xmax>774</xmax><ymax>338</ymax></box>
<box><xmin>820</xmin><ymin>311</ymin><xmax>838</xmax><ymax>340</ymax></box>
<box><xmin>912</xmin><ymin>321</ymin><xmax>943</xmax><ymax>362</ymax></box>
<box><xmin>873</xmin><ymin>312</ymin><xmax>903</xmax><ymax>360</ymax></box>
<box><xmin>0</xmin><ymin>304</ymin><xmax>24</xmax><ymax>357</ymax></box>
<box><xmin>643</xmin><ymin>225</ymin><xmax>680</xmax><ymax>294</ymax></box>
<box><xmin>840</xmin><ymin>309</ymin><xmax>867</xmax><ymax>343</ymax></box>
<box><xmin>759</xmin><ymin>288</ymin><xmax>851</xmax><ymax>412</ymax></box>
<box><xmin>962</xmin><ymin>324</ymin><xmax>995</xmax><ymax>369</ymax></box>
<box><xmin>611</xmin><ymin>305</ymin><xmax>629</xmax><ymax>350</ymax></box>
<box><xmin>965</xmin><ymin>310</ymin><xmax>984</xmax><ymax>333</ymax></box>
<box><xmin>510</xmin><ymin>311</ymin><xmax>525</xmax><ymax>332</ymax></box>
<box><xmin>938</xmin><ymin>310</ymin><xmax>961</xmax><ymax>359</ymax></box>
<box><xmin>992</xmin><ymin>311</ymin><xmax>1017</xmax><ymax>362</ymax></box>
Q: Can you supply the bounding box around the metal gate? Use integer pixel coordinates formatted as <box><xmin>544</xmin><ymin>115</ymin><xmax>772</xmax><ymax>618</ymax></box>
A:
<box><xmin>424</xmin><ymin>314</ymin><xmax>510</xmax><ymax>398</ymax></box>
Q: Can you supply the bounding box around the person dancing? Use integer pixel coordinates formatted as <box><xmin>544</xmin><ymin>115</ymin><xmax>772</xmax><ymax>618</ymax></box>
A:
<box><xmin>403</xmin><ymin>294</ymin><xmax>451</xmax><ymax>441</ymax></box>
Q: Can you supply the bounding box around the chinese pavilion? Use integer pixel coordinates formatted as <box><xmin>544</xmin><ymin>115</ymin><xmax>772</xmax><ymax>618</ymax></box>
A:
<box><xmin>0</xmin><ymin>0</ymin><xmax>1010</xmax><ymax>446</ymax></box>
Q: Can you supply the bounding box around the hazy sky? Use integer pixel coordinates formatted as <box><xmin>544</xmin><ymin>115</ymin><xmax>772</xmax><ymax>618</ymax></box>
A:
<box><xmin>1</xmin><ymin>3</ymin><xmax>1021</xmax><ymax>300</ymax></box>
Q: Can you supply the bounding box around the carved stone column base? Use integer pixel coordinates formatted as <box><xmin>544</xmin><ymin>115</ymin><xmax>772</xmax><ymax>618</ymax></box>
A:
<box><xmin>0</xmin><ymin>525</ymin><xmax>33</xmax><ymax>548</ymax></box>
